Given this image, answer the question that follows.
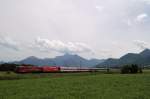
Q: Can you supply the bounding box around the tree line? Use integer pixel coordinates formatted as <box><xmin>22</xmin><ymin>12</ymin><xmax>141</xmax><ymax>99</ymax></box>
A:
<box><xmin>0</xmin><ymin>63</ymin><xmax>34</xmax><ymax>71</ymax></box>
<box><xmin>121</xmin><ymin>64</ymin><xmax>143</xmax><ymax>74</ymax></box>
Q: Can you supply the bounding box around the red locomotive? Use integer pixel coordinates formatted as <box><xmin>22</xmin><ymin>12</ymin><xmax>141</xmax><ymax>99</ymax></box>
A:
<box><xmin>15</xmin><ymin>66</ymin><xmax>60</xmax><ymax>73</ymax></box>
<box><xmin>15</xmin><ymin>66</ymin><xmax>43</xmax><ymax>73</ymax></box>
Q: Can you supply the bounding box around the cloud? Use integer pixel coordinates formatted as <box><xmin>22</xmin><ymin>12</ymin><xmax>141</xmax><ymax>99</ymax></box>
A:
<box><xmin>124</xmin><ymin>13</ymin><xmax>148</xmax><ymax>27</ymax></box>
<box><xmin>126</xmin><ymin>19</ymin><xmax>133</xmax><ymax>26</ymax></box>
<box><xmin>33</xmin><ymin>37</ymin><xmax>93</xmax><ymax>54</ymax></box>
<box><xmin>141</xmin><ymin>0</ymin><xmax>150</xmax><ymax>4</ymax></box>
<box><xmin>95</xmin><ymin>6</ymin><xmax>104</xmax><ymax>12</ymax></box>
<box><xmin>133</xmin><ymin>40</ymin><xmax>150</xmax><ymax>49</ymax></box>
<box><xmin>96</xmin><ymin>49</ymin><xmax>114</xmax><ymax>58</ymax></box>
<box><xmin>0</xmin><ymin>36</ymin><xmax>19</xmax><ymax>51</ymax></box>
<box><xmin>135</xmin><ymin>13</ymin><xmax>148</xmax><ymax>22</ymax></box>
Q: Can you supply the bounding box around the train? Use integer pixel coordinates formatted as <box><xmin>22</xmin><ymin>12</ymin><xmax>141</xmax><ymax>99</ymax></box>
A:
<box><xmin>15</xmin><ymin>65</ymin><xmax>104</xmax><ymax>73</ymax></box>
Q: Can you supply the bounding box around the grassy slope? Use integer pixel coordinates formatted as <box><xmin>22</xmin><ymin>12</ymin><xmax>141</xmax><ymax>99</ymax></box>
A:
<box><xmin>0</xmin><ymin>73</ymin><xmax>150</xmax><ymax>99</ymax></box>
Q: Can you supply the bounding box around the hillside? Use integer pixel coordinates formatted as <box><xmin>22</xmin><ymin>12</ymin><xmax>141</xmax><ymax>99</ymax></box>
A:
<box><xmin>13</xmin><ymin>54</ymin><xmax>104</xmax><ymax>67</ymax></box>
<box><xmin>97</xmin><ymin>49</ymin><xmax>150</xmax><ymax>67</ymax></box>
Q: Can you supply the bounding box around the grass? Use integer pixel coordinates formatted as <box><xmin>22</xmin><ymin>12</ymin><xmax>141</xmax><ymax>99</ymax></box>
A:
<box><xmin>0</xmin><ymin>71</ymin><xmax>150</xmax><ymax>99</ymax></box>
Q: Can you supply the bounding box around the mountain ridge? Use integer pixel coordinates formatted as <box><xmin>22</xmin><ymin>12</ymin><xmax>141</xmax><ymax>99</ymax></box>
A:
<box><xmin>12</xmin><ymin>54</ymin><xmax>105</xmax><ymax>67</ymax></box>
<box><xmin>97</xmin><ymin>49</ymin><xmax>150</xmax><ymax>67</ymax></box>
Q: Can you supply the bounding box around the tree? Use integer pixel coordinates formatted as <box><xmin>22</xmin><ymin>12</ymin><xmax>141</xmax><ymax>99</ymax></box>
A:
<box><xmin>0</xmin><ymin>63</ymin><xmax>19</xmax><ymax>71</ymax></box>
<box><xmin>121</xmin><ymin>65</ymin><xmax>131</xmax><ymax>74</ymax></box>
<box><xmin>130</xmin><ymin>64</ymin><xmax>138</xmax><ymax>73</ymax></box>
<box><xmin>121</xmin><ymin>64</ymin><xmax>142</xmax><ymax>74</ymax></box>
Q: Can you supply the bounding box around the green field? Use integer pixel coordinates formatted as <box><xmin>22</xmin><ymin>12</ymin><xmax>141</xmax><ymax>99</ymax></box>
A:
<box><xmin>0</xmin><ymin>72</ymin><xmax>150</xmax><ymax>99</ymax></box>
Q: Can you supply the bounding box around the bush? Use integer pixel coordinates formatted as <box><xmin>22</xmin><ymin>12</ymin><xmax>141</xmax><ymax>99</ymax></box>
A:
<box><xmin>121</xmin><ymin>64</ymin><xmax>142</xmax><ymax>74</ymax></box>
<box><xmin>130</xmin><ymin>64</ymin><xmax>138</xmax><ymax>73</ymax></box>
<box><xmin>121</xmin><ymin>65</ymin><xmax>131</xmax><ymax>74</ymax></box>
<box><xmin>0</xmin><ymin>63</ymin><xmax>19</xmax><ymax>71</ymax></box>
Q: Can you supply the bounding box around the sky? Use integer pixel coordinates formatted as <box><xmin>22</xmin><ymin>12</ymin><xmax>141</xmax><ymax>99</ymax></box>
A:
<box><xmin>0</xmin><ymin>0</ymin><xmax>150</xmax><ymax>61</ymax></box>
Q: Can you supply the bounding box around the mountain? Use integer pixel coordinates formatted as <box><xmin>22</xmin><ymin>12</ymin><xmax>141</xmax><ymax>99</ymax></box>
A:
<box><xmin>52</xmin><ymin>54</ymin><xmax>87</xmax><ymax>67</ymax></box>
<box><xmin>97</xmin><ymin>49</ymin><xmax>150</xmax><ymax>67</ymax></box>
<box><xmin>14</xmin><ymin>54</ymin><xmax>104</xmax><ymax>67</ymax></box>
<box><xmin>0</xmin><ymin>61</ymin><xmax>4</xmax><ymax>64</ymax></box>
<box><xmin>88</xmin><ymin>59</ymin><xmax>105</xmax><ymax>66</ymax></box>
<box><xmin>18</xmin><ymin>56</ymin><xmax>54</xmax><ymax>66</ymax></box>
<box><xmin>140</xmin><ymin>49</ymin><xmax>150</xmax><ymax>57</ymax></box>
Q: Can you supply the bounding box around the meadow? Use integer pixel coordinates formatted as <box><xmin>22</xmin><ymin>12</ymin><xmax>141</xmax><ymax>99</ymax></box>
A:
<box><xmin>0</xmin><ymin>71</ymin><xmax>150</xmax><ymax>99</ymax></box>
